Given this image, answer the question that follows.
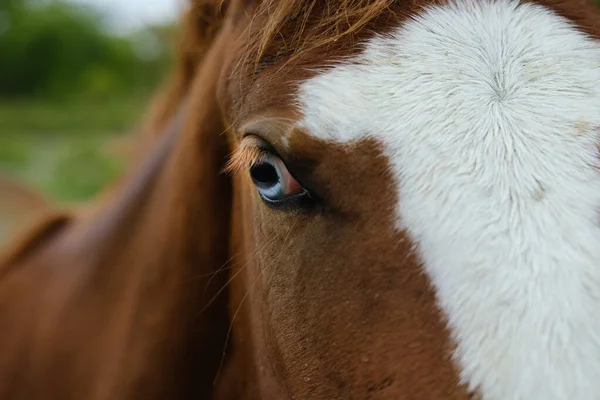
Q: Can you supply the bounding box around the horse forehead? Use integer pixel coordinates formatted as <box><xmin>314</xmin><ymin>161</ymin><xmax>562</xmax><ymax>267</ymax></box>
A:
<box><xmin>294</xmin><ymin>0</ymin><xmax>600</xmax><ymax>179</ymax></box>
<box><xmin>296</xmin><ymin>0</ymin><xmax>600</xmax><ymax>141</ymax></box>
<box><xmin>295</xmin><ymin>1</ymin><xmax>600</xmax><ymax>399</ymax></box>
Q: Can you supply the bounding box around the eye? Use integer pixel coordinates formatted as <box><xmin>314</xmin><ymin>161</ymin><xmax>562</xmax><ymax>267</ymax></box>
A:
<box><xmin>250</xmin><ymin>153</ymin><xmax>308</xmax><ymax>205</ymax></box>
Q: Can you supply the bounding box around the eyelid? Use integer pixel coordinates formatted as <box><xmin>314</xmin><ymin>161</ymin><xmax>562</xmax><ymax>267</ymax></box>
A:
<box><xmin>242</xmin><ymin>133</ymin><xmax>285</xmax><ymax>158</ymax></box>
<box><xmin>227</xmin><ymin>134</ymin><xmax>290</xmax><ymax>172</ymax></box>
<box><xmin>235</xmin><ymin>135</ymin><xmax>305</xmax><ymax>188</ymax></box>
<box><xmin>224</xmin><ymin>137</ymin><xmax>271</xmax><ymax>175</ymax></box>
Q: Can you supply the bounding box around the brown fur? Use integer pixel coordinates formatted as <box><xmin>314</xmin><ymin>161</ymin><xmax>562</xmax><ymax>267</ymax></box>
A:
<box><xmin>244</xmin><ymin>0</ymin><xmax>394</xmax><ymax>70</ymax></box>
<box><xmin>0</xmin><ymin>174</ymin><xmax>52</xmax><ymax>249</ymax></box>
<box><xmin>0</xmin><ymin>0</ymin><xmax>599</xmax><ymax>399</ymax></box>
<box><xmin>220</xmin><ymin>128</ymin><xmax>471</xmax><ymax>398</ymax></box>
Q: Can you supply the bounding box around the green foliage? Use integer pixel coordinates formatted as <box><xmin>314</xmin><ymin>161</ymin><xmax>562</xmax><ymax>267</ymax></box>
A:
<box><xmin>49</xmin><ymin>136</ymin><xmax>125</xmax><ymax>200</ymax></box>
<box><xmin>0</xmin><ymin>1</ymin><xmax>175</xmax><ymax>202</ymax></box>
<box><xmin>0</xmin><ymin>97</ymin><xmax>148</xmax><ymax>203</ymax></box>
<box><xmin>0</xmin><ymin>97</ymin><xmax>149</xmax><ymax>133</ymax></box>
<box><xmin>0</xmin><ymin>0</ymin><xmax>173</xmax><ymax>100</ymax></box>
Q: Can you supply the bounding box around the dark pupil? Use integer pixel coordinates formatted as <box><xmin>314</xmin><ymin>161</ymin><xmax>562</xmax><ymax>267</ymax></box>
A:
<box><xmin>250</xmin><ymin>162</ymin><xmax>279</xmax><ymax>188</ymax></box>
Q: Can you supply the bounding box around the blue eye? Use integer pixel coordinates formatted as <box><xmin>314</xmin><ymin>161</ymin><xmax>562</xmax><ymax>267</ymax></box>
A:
<box><xmin>250</xmin><ymin>154</ymin><xmax>304</xmax><ymax>203</ymax></box>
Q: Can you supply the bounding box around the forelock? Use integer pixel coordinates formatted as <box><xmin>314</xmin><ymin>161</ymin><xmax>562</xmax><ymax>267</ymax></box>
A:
<box><xmin>242</xmin><ymin>0</ymin><xmax>398</xmax><ymax>72</ymax></box>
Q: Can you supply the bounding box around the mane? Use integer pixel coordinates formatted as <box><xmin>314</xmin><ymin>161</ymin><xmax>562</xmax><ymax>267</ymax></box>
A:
<box><xmin>139</xmin><ymin>0</ymin><xmax>399</xmax><ymax>139</ymax></box>
<box><xmin>248</xmin><ymin>0</ymin><xmax>394</xmax><ymax>69</ymax></box>
<box><xmin>246</xmin><ymin>0</ymin><xmax>395</xmax><ymax>70</ymax></box>
<box><xmin>139</xmin><ymin>0</ymin><xmax>228</xmax><ymax>138</ymax></box>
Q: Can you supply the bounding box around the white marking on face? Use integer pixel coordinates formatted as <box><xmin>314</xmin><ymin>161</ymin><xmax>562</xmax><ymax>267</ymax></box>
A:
<box><xmin>297</xmin><ymin>0</ymin><xmax>600</xmax><ymax>399</ymax></box>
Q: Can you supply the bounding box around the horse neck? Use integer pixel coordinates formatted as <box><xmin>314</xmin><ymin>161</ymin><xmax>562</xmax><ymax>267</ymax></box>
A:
<box><xmin>0</xmin><ymin>98</ymin><xmax>232</xmax><ymax>399</ymax></box>
<box><xmin>78</xmin><ymin>101</ymin><xmax>232</xmax><ymax>398</ymax></box>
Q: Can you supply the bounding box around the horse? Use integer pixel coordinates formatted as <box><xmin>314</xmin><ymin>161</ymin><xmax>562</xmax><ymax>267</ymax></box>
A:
<box><xmin>1</xmin><ymin>0</ymin><xmax>600</xmax><ymax>398</ymax></box>
<box><xmin>0</xmin><ymin>173</ymin><xmax>49</xmax><ymax>247</ymax></box>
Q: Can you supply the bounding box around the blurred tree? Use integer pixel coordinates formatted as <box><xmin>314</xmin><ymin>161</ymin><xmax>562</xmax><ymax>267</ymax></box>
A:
<box><xmin>0</xmin><ymin>0</ymin><xmax>174</xmax><ymax>100</ymax></box>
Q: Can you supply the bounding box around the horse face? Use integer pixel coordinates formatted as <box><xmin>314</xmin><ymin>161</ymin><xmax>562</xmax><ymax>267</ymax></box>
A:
<box><xmin>210</xmin><ymin>0</ymin><xmax>600</xmax><ymax>398</ymax></box>
<box><xmin>1</xmin><ymin>0</ymin><xmax>600</xmax><ymax>399</ymax></box>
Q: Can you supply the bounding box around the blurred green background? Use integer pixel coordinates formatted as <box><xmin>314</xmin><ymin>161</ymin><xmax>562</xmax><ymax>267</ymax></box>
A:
<box><xmin>0</xmin><ymin>0</ymin><xmax>176</xmax><ymax>204</ymax></box>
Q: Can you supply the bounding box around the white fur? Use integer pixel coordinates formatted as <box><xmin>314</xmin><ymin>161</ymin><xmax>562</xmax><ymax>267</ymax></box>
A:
<box><xmin>297</xmin><ymin>1</ymin><xmax>600</xmax><ymax>399</ymax></box>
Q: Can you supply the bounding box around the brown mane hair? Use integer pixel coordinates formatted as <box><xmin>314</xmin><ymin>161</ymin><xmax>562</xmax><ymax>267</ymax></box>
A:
<box><xmin>243</xmin><ymin>0</ymin><xmax>395</xmax><ymax>71</ymax></box>
<box><xmin>142</xmin><ymin>0</ymin><xmax>407</xmax><ymax>129</ymax></box>
<box><xmin>140</xmin><ymin>0</ymin><xmax>230</xmax><ymax>137</ymax></box>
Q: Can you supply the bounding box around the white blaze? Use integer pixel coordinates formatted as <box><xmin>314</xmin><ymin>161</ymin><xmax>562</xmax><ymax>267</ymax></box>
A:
<box><xmin>297</xmin><ymin>0</ymin><xmax>600</xmax><ymax>399</ymax></box>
